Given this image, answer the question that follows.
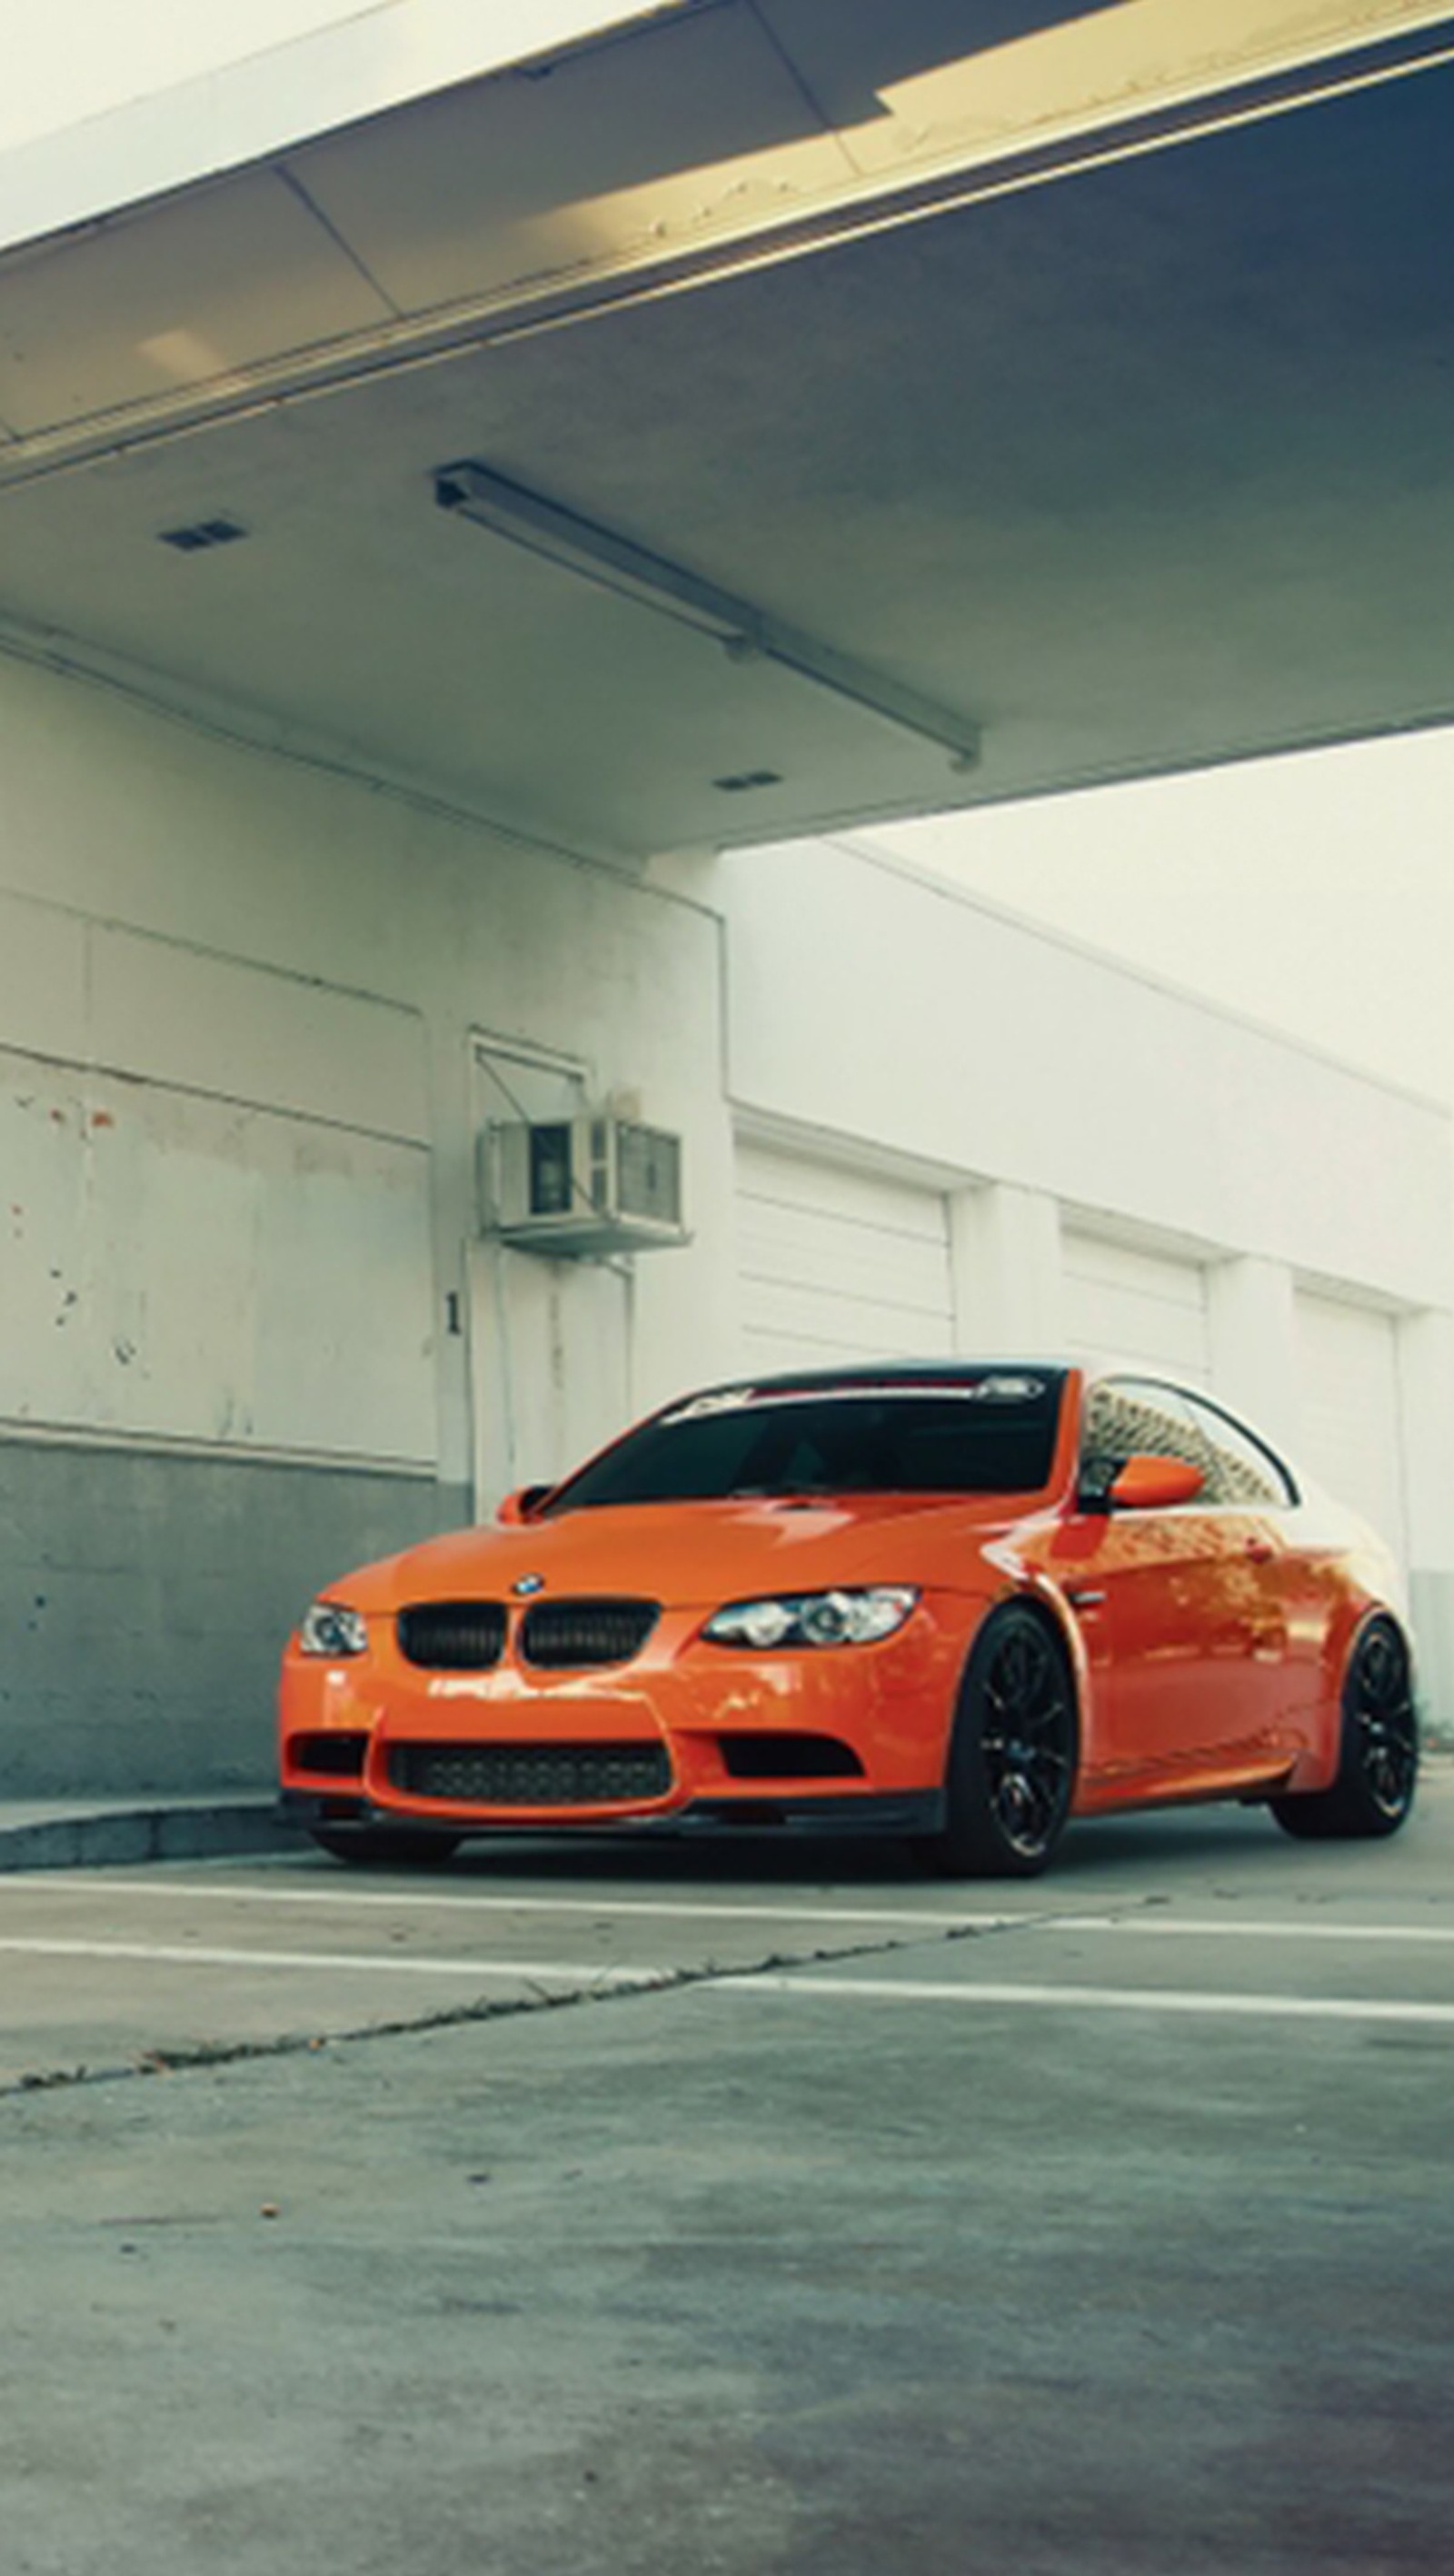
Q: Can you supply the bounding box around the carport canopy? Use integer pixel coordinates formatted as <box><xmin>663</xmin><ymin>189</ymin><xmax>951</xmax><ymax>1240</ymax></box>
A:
<box><xmin>2</xmin><ymin>0</ymin><xmax>1453</xmax><ymax>861</ymax></box>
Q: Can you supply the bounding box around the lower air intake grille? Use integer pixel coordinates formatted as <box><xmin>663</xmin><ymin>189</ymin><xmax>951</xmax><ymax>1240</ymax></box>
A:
<box><xmin>387</xmin><ymin>1741</ymin><xmax>672</xmax><ymax>1805</ymax></box>
<box><xmin>518</xmin><ymin>1598</ymin><xmax>659</xmax><ymax>1667</ymax></box>
<box><xmin>398</xmin><ymin>1602</ymin><xmax>506</xmax><ymax>1670</ymax></box>
<box><xmin>290</xmin><ymin>1731</ymin><xmax>369</xmax><ymax>1779</ymax></box>
<box><xmin>717</xmin><ymin>1732</ymin><xmax>863</xmax><ymax>1781</ymax></box>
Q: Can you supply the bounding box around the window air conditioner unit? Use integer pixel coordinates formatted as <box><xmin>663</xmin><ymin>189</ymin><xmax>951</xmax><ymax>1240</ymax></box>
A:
<box><xmin>483</xmin><ymin>1115</ymin><xmax>688</xmax><ymax>1257</ymax></box>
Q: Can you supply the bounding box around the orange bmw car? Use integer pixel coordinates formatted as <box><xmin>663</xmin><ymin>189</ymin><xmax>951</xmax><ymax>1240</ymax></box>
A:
<box><xmin>279</xmin><ymin>1362</ymin><xmax>1418</xmax><ymax>1876</ymax></box>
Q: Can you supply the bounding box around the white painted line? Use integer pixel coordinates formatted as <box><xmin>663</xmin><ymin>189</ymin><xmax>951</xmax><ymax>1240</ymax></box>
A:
<box><xmin>1049</xmin><ymin>1915</ymin><xmax>1454</xmax><ymax>1944</ymax></box>
<box><xmin>0</xmin><ymin>1879</ymin><xmax>1025</xmax><ymax>1934</ymax></box>
<box><xmin>5</xmin><ymin>1938</ymin><xmax>1451</xmax><ymax>2027</ymax></box>
<box><xmin>0</xmin><ymin>1936</ymin><xmax>663</xmax><ymax>1987</ymax></box>
<box><xmin>722</xmin><ymin>1974</ymin><xmax>1454</xmax><ymax>2025</ymax></box>
<box><xmin>11</xmin><ymin>1879</ymin><xmax>1454</xmax><ymax>1945</ymax></box>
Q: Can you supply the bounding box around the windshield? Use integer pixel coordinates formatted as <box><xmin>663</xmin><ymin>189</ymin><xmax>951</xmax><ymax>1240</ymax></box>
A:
<box><xmin>541</xmin><ymin>1373</ymin><xmax>1065</xmax><ymax>1512</ymax></box>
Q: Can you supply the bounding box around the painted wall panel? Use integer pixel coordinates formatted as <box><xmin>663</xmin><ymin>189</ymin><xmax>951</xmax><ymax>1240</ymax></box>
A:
<box><xmin>0</xmin><ymin>890</ymin><xmax>86</xmax><ymax>1062</ymax></box>
<box><xmin>0</xmin><ymin>1049</ymin><xmax>436</xmax><ymax>1462</ymax></box>
<box><xmin>89</xmin><ymin>927</ymin><xmax>431</xmax><ymax>1141</ymax></box>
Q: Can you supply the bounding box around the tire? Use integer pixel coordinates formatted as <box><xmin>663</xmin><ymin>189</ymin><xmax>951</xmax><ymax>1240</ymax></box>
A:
<box><xmin>309</xmin><ymin>1825</ymin><xmax>463</xmax><ymax>1867</ymax></box>
<box><xmin>921</xmin><ymin>1604</ymin><xmax>1078</xmax><ymax>1879</ymax></box>
<box><xmin>1270</xmin><ymin>1616</ymin><xmax>1418</xmax><ymax>1842</ymax></box>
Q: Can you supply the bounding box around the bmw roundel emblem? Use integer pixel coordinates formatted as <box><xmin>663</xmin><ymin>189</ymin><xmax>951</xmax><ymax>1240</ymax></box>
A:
<box><xmin>513</xmin><ymin>1573</ymin><xmax>546</xmax><ymax>1596</ymax></box>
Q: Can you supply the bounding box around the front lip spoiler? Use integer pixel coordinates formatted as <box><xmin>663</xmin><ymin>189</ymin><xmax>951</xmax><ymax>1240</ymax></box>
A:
<box><xmin>281</xmin><ymin>1788</ymin><xmax>944</xmax><ymax>1839</ymax></box>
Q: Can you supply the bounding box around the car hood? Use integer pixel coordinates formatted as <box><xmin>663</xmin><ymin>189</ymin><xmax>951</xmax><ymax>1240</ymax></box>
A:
<box><xmin>334</xmin><ymin>1493</ymin><xmax>1033</xmax><ymax>1614</ymax></box>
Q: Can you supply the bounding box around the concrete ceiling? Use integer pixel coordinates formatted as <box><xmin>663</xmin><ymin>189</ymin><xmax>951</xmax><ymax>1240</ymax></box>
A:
<box><xmin>2</xmin><ymin>0</ymin><xmax>1454</xmax><ymax>861</ymax></box>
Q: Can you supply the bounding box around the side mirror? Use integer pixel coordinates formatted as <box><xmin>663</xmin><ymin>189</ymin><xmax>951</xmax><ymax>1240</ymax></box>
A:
<box><xmin>1107</xmin><ymin>1453</ymin><xmax>1204</xmax><ymax>1512</ymax></box>
<box><xmin>495</xmin><ymin>1482</ymin><xmax>554</xmax><ymax>1526</ymax></box>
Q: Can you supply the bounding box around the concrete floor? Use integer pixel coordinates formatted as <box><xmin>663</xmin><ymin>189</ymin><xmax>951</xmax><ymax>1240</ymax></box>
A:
<box><xmin>2</xmin><ymin>1785</ymin><xmax>1452</xmax><ymax>2573</ymax></box>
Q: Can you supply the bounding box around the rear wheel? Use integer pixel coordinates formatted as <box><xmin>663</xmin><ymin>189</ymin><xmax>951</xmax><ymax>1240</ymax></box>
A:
<box><xmin>921</xmin><ymin>1605</ymin><xmax>1078</xmax><ymax>1879</ymax></box>
<box><xmin>1270</xmin><ymin>1616</ymin><xmax>1418</xmax><ymax>1842</ymax></box>
<box><xmin>309</xmin><ymin>1825</ymin><xmax>463</xmax><ymax>1867</ymax></box>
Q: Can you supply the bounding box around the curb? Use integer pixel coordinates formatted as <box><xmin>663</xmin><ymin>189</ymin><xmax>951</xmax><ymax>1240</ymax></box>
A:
<box><xmin>0</xmin><ymin>1802</ymin><xmax>305</xmax><ymax>1875</ymax></box>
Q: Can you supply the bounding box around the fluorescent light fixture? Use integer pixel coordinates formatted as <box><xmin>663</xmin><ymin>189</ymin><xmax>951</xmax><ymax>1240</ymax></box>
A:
<box><xmin>435</xmin><ymin>461</ymin><xmax>980</xmax><ymax>770</ymax></box>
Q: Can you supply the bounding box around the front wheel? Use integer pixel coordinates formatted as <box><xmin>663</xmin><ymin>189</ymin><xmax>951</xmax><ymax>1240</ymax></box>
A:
<box><xmin>309</xmin><ymin>1825</ymin><xmax>463</xmax><ymax>1867</ymax></box>
<box><xmin>921</xmin><ymin>1605</ymin><xmax>1078</xmax><ymax>1879</ymax></box>
<box><xmin>1270</xmin><ymin>1616</ymin><xmax>1418</xmax><ymax>1842</ymax></box>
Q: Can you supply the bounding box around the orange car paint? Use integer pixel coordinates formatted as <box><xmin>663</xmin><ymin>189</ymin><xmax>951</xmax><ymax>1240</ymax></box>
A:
<box><xmin>279</xmin><ymin>1367</ymin><xmax>1400</xmax><ymax>1835</ymax></box>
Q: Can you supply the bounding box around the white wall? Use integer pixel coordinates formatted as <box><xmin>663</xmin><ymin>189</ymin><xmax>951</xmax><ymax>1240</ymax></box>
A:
<box><xmin>722</xmin><ymin>834</ymin><xmax>1454</xmax><ymax>1315</ymax></box>
<box><xmin>0</xmin><ymin>638</ymin><xmax>736</xmax><ymax>1503</ymax></box>
<box><xmin>0</xmin><ymin>1042</ymin><xmax>436</xmax><ymax>1462</ymax></box>
<box><xmin>719</xmin><ymin>832</ymin><xmax>1454</xmax><ymax>1724</ymax></box>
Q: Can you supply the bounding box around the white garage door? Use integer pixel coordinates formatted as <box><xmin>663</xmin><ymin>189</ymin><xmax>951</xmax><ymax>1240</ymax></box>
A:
<box><xmin>1062</xmin><ymin>1229</ymin><xmax>1210</xmax><ymax>1380</ymax></box>
<box><xmin>1294</xmin><ymin>1288</ymin><xmax>1407</xmax><ymax>1557</ymax></box>
<box><xmin>734</xmin><ymin>1143</ymin><xmax>954</xmax><ymax>1374</ymax></box>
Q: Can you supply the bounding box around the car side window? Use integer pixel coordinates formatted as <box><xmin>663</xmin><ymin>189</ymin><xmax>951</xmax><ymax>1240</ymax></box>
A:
<box><xmin>1183</xmin><ymin>1393</ymin><xmax>1298</xmax><ymax>1507</ymax></box>
<box><xmin>1079</xmin><ymin>1378</ymin><xmax>1203</xmax><ymax>1506</ymax></box>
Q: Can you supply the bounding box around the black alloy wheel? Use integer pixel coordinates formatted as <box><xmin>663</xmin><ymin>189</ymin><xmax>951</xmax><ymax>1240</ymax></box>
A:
<box><xmin>309</xmin><ymin>1825</ymin><xmax>463</xmax><ymax>1867</ymax></box>
<box><xmin>1271</xmin><ymin>1616</ymin><xmax>1419</xmax><ymax>1841</ymax></box>
<box><xmin>923</xmin><ymin>1604</ymin><xmax>1078</xmax><ymax>1878</ymax></box>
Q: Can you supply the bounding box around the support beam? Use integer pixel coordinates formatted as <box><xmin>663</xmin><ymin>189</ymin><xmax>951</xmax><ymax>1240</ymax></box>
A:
<box><xmin>949</xmin><ymin>1184</ymin><xmax>1064</xmax><ymax>1356</ymax></box>
<box><xmin>1206</xmin><ymin>1256</ymin><xmax>1302</xmax><ymax>1456</ymax></box>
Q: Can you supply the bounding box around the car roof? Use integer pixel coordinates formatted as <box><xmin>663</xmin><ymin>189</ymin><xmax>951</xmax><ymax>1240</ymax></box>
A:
<box><xmin>676</xmin><ymin>1359</ymin><xmax>1071</xmax><ymax>1397</ymax></box>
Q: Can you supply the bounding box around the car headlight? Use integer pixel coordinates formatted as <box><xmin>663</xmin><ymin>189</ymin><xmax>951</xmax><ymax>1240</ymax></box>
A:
<box><xmin>298</xmin><ymin>1601</ymin><xmax>369</xmax><ymax>1657</ymax></box>
<box><xmin>702</xmin><ymin>1586</ymin><xmax>919</xmax><ymax>1649</ymax></box>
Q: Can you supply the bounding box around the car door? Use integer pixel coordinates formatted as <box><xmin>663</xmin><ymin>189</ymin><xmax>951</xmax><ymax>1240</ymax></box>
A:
<box><xmin>1180</xmin><ymin>1390</ymin><xmax>1322</xmax><ymax>1765</ymax></box>
<box><xmin>1044</xmin><ymin>1378</ymin><xmax>1284</xmax><ymax>1800</ymax></box>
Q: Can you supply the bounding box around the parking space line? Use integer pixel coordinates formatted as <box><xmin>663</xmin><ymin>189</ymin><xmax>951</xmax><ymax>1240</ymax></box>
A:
<box><xmin>0</xmin><ymin>1936</ymin><xmax>664</xmax><ymax>1987</ymax></box>
<box><xmin>0</xmin><ymin>1880</ymin><xmax>1027</xmax><ymax>1934</ymax></box>
<box><xmin>1047</xmin><ymin>1915</ymin><xmax>1454</xmax><ymax>1943</ymax></box>
<box><xmin>722</xmin><ymin>1974</ymin><xmax>1454</xmax><ymax>2024</ymax></box>
<box><xmin>4</xmin><ymin>1935</ymin><xmax>1452</xmax><ymax>2031</ymax></box>
<box><xmin>11</xmin><ymin>1881</ymin><xmax>1454</xmax><ymax>1944</ymax></box>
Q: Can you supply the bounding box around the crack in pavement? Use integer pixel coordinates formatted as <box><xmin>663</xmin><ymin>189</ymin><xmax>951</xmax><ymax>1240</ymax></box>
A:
<box><xmin>0</xmin><ymin>1901</ymin><xmax>1115</xmax><ymax>2098</ymax></box>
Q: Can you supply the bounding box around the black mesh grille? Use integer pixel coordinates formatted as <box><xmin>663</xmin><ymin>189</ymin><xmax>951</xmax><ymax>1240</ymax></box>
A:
<box><xmin>387</xmin><ymin>1741</ymin><xmax>672</xmax><ymax>1805</ymax></box>
<box><xmin>397</xmin><ymin>1602</ymin><xmax>506</xmax><ymax>1670</ymax></box>
<box><xmin>518</xmin><ymin>1598</ymin><xmax>659</xmax><ymax>1668</ymax></box>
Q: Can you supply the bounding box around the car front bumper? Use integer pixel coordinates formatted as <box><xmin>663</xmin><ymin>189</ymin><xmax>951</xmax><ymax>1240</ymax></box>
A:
<box><xmin>279</xmin><ymin>1598</ymin><xmax>970</xmax><ymax>1833</ymax></box>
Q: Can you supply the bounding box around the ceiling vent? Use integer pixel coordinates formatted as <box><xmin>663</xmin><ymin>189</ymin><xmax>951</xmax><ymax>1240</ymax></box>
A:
<box><xmin>482</xmin><ymin>1115</ymin><xmax>687</xmax><ymax>1258</ymax></box>
<box><xmin>158</xmin><ymin>517</ymin><xmax>248</xmax><ymax>553</ymax></box>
